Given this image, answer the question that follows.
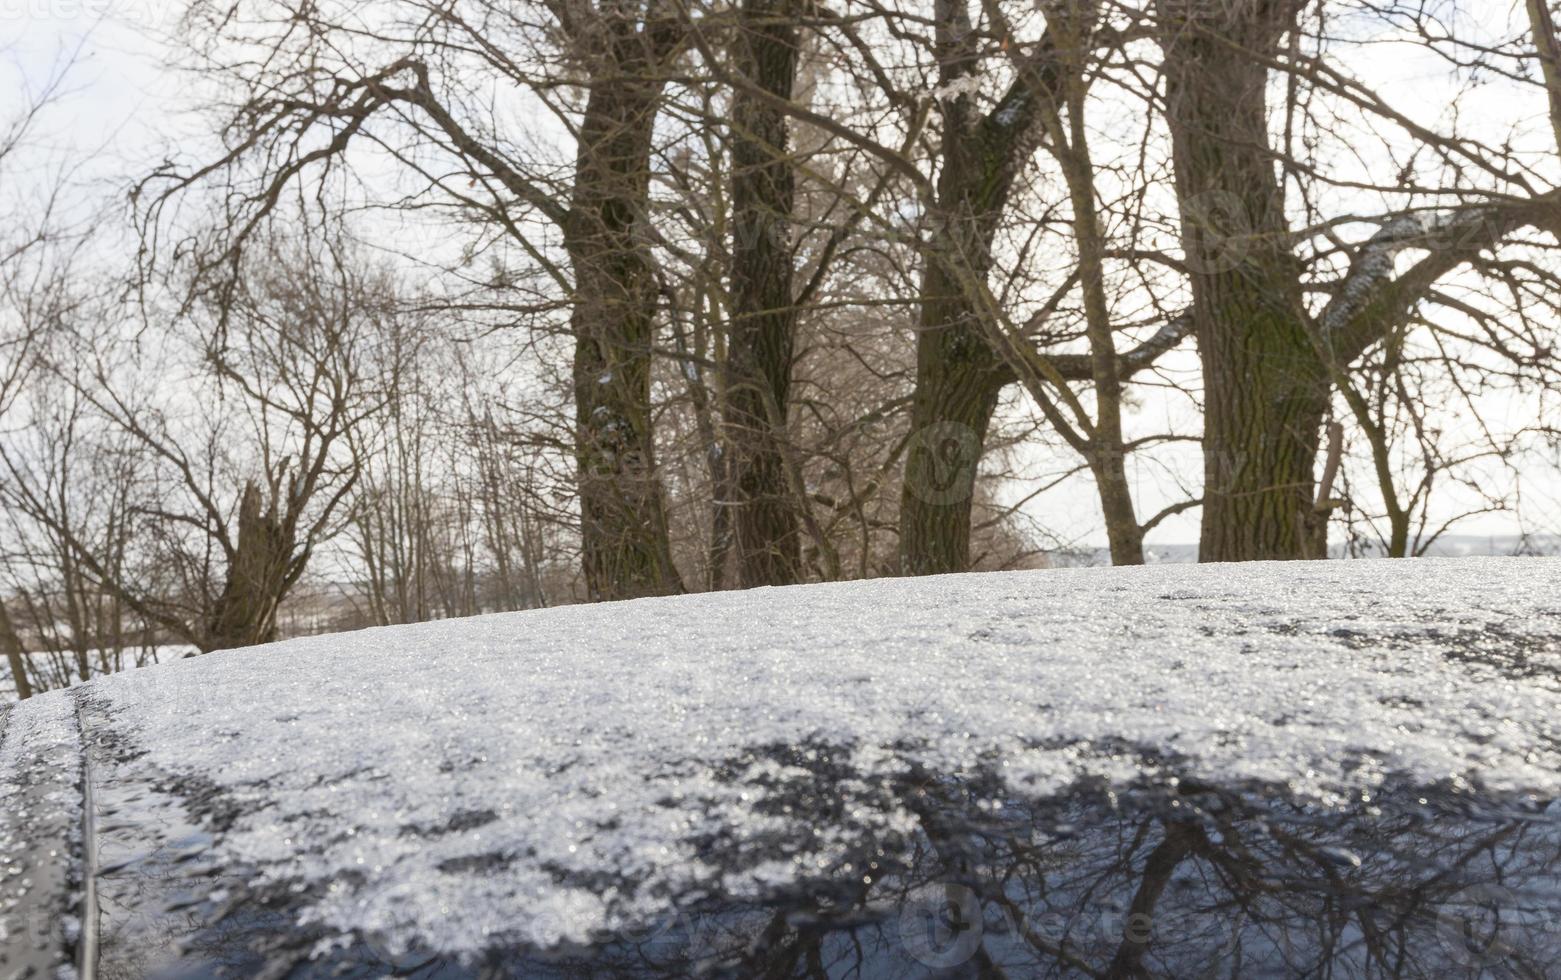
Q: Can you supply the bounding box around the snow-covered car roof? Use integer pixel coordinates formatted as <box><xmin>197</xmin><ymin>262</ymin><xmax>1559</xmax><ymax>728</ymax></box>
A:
<box><xmin>4</xmin><ymin>558</ymin><xmax>1561</xmax><ymax>977</ymax></box>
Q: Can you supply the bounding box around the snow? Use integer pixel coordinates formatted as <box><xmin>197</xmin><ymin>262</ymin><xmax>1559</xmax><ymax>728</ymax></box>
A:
<box><xmin>26</xmin><ymin>558</ymin><xmax>1561</xmax><ymax>960</ymax></box>
<box><xmin>931</xmin><ymin>74</ymin><xmax>982</xmax><ymax>102</ymax></box>
<box><xmin>1</xmin><ymin>644</ymin><xmax>195</xmax><ymax>703</ymax></box>
<box><xmin>1318</xmin><ymin>208</ymin><xmax>1484</xmax><ymax>336</ymax></box>
<box><xmin>992</xmin><ymin>92</ymin><xmax>1027</xmax><ymax>127</ymax></box>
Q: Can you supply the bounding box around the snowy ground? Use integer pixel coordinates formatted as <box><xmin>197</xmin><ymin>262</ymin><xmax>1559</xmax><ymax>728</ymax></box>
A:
<box><xmin>5</xmin><ymin>557</ymin><xmax>1561</xmax><ymax>965</ymax></box>
<box><xmin>1</xmin><ymin>644</ymin><xmax>191</xmax><ymax>703</ymax></box>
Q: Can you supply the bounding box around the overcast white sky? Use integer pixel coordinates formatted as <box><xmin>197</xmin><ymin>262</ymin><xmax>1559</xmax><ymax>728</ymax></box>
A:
<box><xmin>3</xmin><ymin>2</ymin><xmax>176</xmax><ymax>181</ymax></box>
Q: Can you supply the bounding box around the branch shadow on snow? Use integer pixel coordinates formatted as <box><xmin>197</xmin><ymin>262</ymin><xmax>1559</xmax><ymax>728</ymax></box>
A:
<box><xmin>74</xmin><ymin>704</ymin><xmax>1561</xmax><ymax>979</ymax></box>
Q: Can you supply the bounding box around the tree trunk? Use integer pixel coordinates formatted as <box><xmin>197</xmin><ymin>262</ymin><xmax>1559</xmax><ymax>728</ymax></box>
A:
<box><xmin>897</xmin><ymin>3</ymin><xmax>1056</xmax><ymax>576</ymax></box>
<box><xmin>206</xmin><ymin>481</ymin><xmax>293</xmax><ymax>651</ymax></box>
<box><xmin>1159</xmin><ymin>0</ymin><xmax>1329</xmax><ymax>562</ymax></box>
<box><xmin>1094</xmin><ymin>454</ymin><xmax>1146</xmax><ymax>565</ymax></box>
<box><xmin>1</xmin><ymin>599</ymin><xmax>32</xmax><ymax>700</ymax></box>
<box><xmin>724</xmin><ymin>0</ymin><xmax>803</xmax><ymax>588</ymax></box>
<box><xmin>900</xmin><ymin>256</ymin><xmax>1007</xmax><ymax>575</ymax></box>
<box><xmin>1195</xmin><ymin>297</ymin><xmax>1328</xmax><ymax>562</ymax></box>
<box><xmin>566</xmin><ymin>67</ymin><xmax>685</xmax><ymax>601</ymax></box>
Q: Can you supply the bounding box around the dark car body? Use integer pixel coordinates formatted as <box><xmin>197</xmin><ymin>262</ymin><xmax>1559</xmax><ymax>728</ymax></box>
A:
<box><xmin>5</xmin><ymin>559</ymin><xmax>1561</xmax><ymax>978</ymax></box>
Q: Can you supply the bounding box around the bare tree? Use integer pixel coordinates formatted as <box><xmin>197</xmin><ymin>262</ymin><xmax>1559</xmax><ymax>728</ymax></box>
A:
<box><xmin>1</xmin><ymin>46</ymin><xmax>93</xmax><ymax>698</ymax></box>
<box><xmin>1154</xmin><ymin>0</ymin><xmax>1561</xmax><ymax>560</ymax></box>
<box><xmin>3</xmin><ymin>229</ymin><xmax>400</xmax><ymax>652</ymax></box>
<box><xmin>142</xmin><ymin>0</ymin><xmax>697</xmax><ymax>600</ymax></box>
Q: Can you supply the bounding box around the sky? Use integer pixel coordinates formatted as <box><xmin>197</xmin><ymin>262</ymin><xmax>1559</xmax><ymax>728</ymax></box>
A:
<box><xmin>2</xmin><ymin>2</ymin><xmax>176</xmax><ymax>180</ymax></box>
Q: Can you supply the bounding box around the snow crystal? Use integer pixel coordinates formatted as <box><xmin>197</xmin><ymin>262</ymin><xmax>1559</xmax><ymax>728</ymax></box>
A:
<box><xmin>992</xmin><ymin>93</ymin><xmax>1027</xmax><ymax>127</ymax></box>
<box><xmin>931</xmin><ymin>74</ymin><xmax>982</xmax><ymax>102</ymax></box>
<box><xmin>41</xmin><ymin>557</ymin><xmax>1561</xmax><ymax>958</ymax></box>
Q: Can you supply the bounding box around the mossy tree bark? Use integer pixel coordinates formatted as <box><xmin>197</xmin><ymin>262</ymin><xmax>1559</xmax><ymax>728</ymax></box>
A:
<box><xmin>565</xmin><ymin>17</ymin><xmax>687</xmax><ymax>601</ymax></box>
<box><xmin>901</xmin><ymin>257</ymin><xmax>1009</xmax><ymax>575</ymax></box>
<box><xmin>724</xmin><ymin>0</ymin><xmax>804</xmax><ymax>588</ymax></box>
<box><xmin>899</xmin><ymin>2</ymin><xmax>1060</xmax><ymax>576</ymax></box>
<box><xmin>1159</xmin><ymin>0</ymin><xmax>1330</xmax><ymax>562</ymax></box>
